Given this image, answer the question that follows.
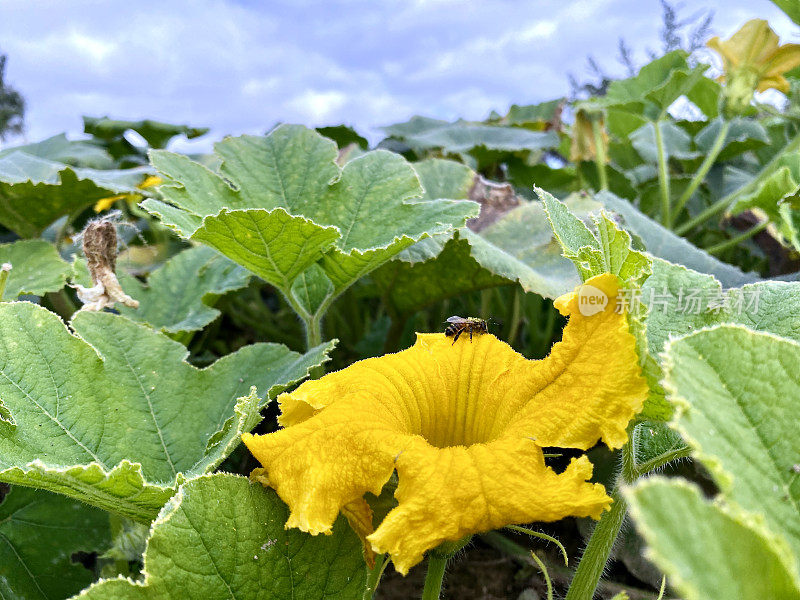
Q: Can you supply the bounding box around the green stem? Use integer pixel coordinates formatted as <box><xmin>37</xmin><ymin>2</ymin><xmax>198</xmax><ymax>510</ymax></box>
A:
<box><xmin>362</xmin><ymin>554</ymin><xmax>388</xmax><ymax>600</ymax></box>
<box><xmin>672</xmin><ymin>120</ymin><xmax>731</xmax><ymax>218</ymax></box>
<box><xmin>304</xmin><ymin>315</ymin><xmax>325</xmax><ymax>379</ymax></box>
<box><xmin>654</xmin><ymin>120</ymin><xmax>672</xmax><ymax>227</ymax></box>
<box><xmin>676</xmin><ymin>129</ymin><xmax>800</xmax><ymax>235</ymax></box>
<box><xmin>591</xmin><ymin>118</ymin><xmax>608</xmax><ymax>191</ymax></box>
<box><xmin>0</xmin><ymin>263</ymin><xmax>11</xmax><ymax>300</ymax></box>
<box><xmin>565</xmin><ymin>434</ymin><xmax>637</xmax><ymax>600</ymax></box>
<box><xmin>636</xmin><ymin>445</ymin><xmax>692</xmax><ymax>475</ymax></box>
<box><xmin>505</xmin><ymin>288</ymin><xmax>522</xmax><ymax>344</ymax></box>
<box><xmin>421</xmin><ymin>554</ymin><xmax>449</xmax><ymax>600</ymax></box>
<box><xmin>705</xmin><ymin>221</ymin><xmax>768</xmax><ymax>255</ymax></box>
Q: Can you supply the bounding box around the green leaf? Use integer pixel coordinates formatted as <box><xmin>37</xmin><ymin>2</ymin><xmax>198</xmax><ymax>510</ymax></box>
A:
<box><xmin>771</xmin><ymin>0</ymin><xmax>800</xmax><ymax>25</ymax></box>
<box><xmin>116</xmin><ymin>245</ymin><xmax>251</xmax><ymax>333</ymax></box>
<box><xmin>598</xmin><ymin>191</ymin><xmax>758</xmax><ymax>287</ymax></box>
<box><xmin>146</xmin><ymin>125</ymin><xmax>477</xmax><ymax>314</ymax></box>
<box><xmin>73</xmin><ymin>474</ymin><xmax>366</xmax><ymax>600</ymax></box>
<box><xmin>315</xmin><ymin>125</ymin><xmax>369</xmax><ymax>150</ymax></box>
<box><xmin>413</xmin><ymin>158</ymin><xmax>475</xmax><ymax>200</ymax></box>
<box><xmin>695</xmin><ymin>118</ymin><xmax>769</xmax><ymax>161</ymax></box>
<box><xmin>373</xmin><ymin>233</ymin><xmax>512</xmax><ymax>314</ymax></box>
<box><xmin>540</xmin><ymin>189</ymin><xmax>650</xmax><ymax>285</ymax></box>
<box><xmin>626</xmin><ymin>478</ymin><xmax>800</xmax><ymax>600</ymax></box>
<box><xmin>190</xmin><ymin>208</ymin><xmax>340</xmax><ymax>292</ymax></box>
<box><xmin>0</xmin><ymin>151</ymin><xmax>144</xmax><ymax>237</ymax></box>
<box><xmin>630</xmin><ymin>121</ymin><xmax>698</xmax><ymax>163</ymax></box>
<box><xmin>397</xmin><ymin>123</ymin><xmax>559</xmax><ymax>154</ymax></box>
<box><xmin>0</xmin><ymin>240</ymin><xmax>71</xmax><ymax>300</ymax></box>
<box><xmin>0</xmin><ymin>133</ymin><xmax>115</xmax><ymax>169</ymax></box>
<box><xmin>83</xmin><ymin>116</ymin><xmax>208</xmax><ymax>150</ymax></box>
<box><xmin>475</xmin><ymin>201</ymin><xmax>583</xmax><ymax>298</ymax></box>
<box><xmin>0</xmin><ymin>486</ymin><xmax>111</xmax><ymax>599</ymax></box>
<box><xmin>504</xmin><ymin>99</ymin><xmax>564</xmax><ymax>129</ymax></box>
<box><xmin>602</xmin><ymin>51</ymin><xmax>708</xmax><ymax>117</ymax></box>
<box><xmin>0</xmin><ymin>303</ymin><xmax>334</xmax><ymax>521</ymax></box>
<box><xmin>664</xmin><ymin>325</ymin><xmax>800</xmax><ymax>567</ymax></box>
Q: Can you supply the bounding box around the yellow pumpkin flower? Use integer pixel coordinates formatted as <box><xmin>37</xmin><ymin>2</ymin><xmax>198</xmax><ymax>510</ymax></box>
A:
<box><xmin>93</xmin><ymin>175</ymin><xmax>163</xmax><ymax>212</ymax></box>
<box><xmin>708</xmin><ymin>19</ymin><xmax>800</xmax><ymax>116</ymax></box>
<box><xmin>570</xmin><ymin>106</ymin><xmax>608</xmax><ymax>164</ymax></box>
<box><xmin>243</xmin><ymin>273</ymin><xmax>647</xmax><ymax>574</ymax></box>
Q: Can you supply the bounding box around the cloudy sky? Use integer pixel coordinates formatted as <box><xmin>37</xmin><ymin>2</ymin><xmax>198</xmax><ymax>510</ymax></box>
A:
<box><xmin>0</xmin><ymin>0</ymin><xmax>796</xmax><ymax>150</ymax></box>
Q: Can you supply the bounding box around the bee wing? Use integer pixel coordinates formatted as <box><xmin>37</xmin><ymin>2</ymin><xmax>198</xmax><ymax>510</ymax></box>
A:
<box><xmin>445</xmin><ymin>316</ymin><xmax>464</xmax><ymax>323</ymax></box>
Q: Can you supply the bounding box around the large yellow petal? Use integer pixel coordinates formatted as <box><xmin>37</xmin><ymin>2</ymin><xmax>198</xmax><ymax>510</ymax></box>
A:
<box><xmin>368</xmin><ymin>437</ymin><xmax>610</xmax><ymax>574</ymax></box>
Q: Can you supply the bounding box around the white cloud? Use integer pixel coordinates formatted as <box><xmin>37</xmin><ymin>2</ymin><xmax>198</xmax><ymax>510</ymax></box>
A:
<box><xmin>0</xmin><ymin>0</ymin><xmax>795</xmax><ymax>150</ymax></box>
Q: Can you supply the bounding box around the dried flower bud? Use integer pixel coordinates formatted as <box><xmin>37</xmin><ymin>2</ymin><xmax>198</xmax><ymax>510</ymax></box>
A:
<box><xmin>74</xmin><ymin>219</ymin><xmax>139</xmax><ymax>311</ymax></box>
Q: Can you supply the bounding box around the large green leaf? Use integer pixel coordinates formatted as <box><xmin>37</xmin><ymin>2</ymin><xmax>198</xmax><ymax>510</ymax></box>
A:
<box><xmin>0</xmin><ymin>133</ymin><xmax>114</xmax><ymax>169</ymax></box>
<box><xmin>600</xmin><ymin>51</ymin><xmax>711</xmax><ymax>118</ymax></box>
<box><xmin>771</xmin><ymin>0</ymin><xmax>800</xmax><ymax>25</ymax></box>
<box><xmin>396</xmin><ymin>122</ymin><xmax>559</xmax><ymax>154</ymax></box>
<box><xmin>116</xmin><ymin>245</ymin><xmax>251</xmax><ymax>333</ymax></box>
<box><xmin>695</xmin><ymin>118</ymin><xmax>769</xmax><ymax>161</ymax></box>
<box><xmin>413</xmin><ymin>158</ymin><xmax>475</xmax><ymax>200</ymax></box>
<box><xmin>0</xmin><ymin>240</ymin><xmax>71</xmax><ymax>300</ymax></box>
<box><xmin>83</xmin><ymin>117</ymin><xmax>208</xmax><ymax>150</ymax></box>
<box><xmin>374</xmin><ymin>232</ymin><xmax>512</xmax><ymax>314</ymax></box>
<box><xmin>0</xmin><ymin>302</ymin><xmax>333</xmax><ymax>522</ymax></box>
<box><xmin>0</xmin><ymin>151</ymin><xmax>144</xmax><ymax>237</ymax></box>
<box><xmin>626</xmin><ymin>478</ymin><xmax>800</xmax><ymax>600</ymax></box>
<box><xmin>145</xmin><ymin>125</ymin><xmax>477</xmax><ymax>317</ymax></box>
<box><xmin>630</xmin><ymin>121</ymin><xmax>698</xmax><ymax>163</ymax></box>
<box><xmin>0</xmin><ymin>486</ymin><xmax>111</xmax><ymax>600</ymax></box>
<box><xmin>73</xmin><ymin>474</ymin><xmax>366</xmax><ymax>600</ymax></box>
<box><xmin>664</xmin><ymin>325</ymin><xmax>800</xmax><ymax>568</ymax></box>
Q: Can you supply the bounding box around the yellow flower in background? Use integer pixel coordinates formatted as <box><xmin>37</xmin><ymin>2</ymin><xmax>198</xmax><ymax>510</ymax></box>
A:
<box><xmin>570</xmin><ymin>106</ymin><xmax>608</xmax><ymax>164</ymax></box>
<box><xmin>243</xmin><ymin>273</ymin><xmax>647</xmax><ymax>574</ymax></box>
<box><xmin>93</xmin><ymin>175</ymin><xmax>163</xmax><ymax>213</ymax></box>
<box><xmin>708</xmin><ymin>19</ymin><xmax>800</xmax><ymax>116</ymax></box>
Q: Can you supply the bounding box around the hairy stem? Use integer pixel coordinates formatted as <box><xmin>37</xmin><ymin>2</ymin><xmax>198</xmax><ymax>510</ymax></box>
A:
<box><xmin>654</xmin><ymin>121</ymin><xmax>672</xmax><ymax>227</ymax></box>
<box><xmin>672</xmin><ymin>119</ymin><xmax>731</xmax><ymax>218</ymax></box>
<box><xmin>421</xmin><ymin>554</ymin><xmax>449</xmax><ymax>600</ymax></box>
<box><xmin>363</xmin><ymin>554</ymin><xmax>388</xmax><ymax>600</ymax></box>
<box><xmin>705</xmin><ymin>220</ymin><xmax>768</xmax><ymax>255</ymax></box>
<box><xmin>565</xmin><ymin>433</ymin><xmax>637</xmax><ymax>600</ymax></box>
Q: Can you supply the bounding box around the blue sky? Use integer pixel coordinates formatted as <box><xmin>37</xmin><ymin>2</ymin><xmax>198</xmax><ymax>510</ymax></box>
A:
<box><xmin>0</xmin><ymin>0</ymin><xmax>796</xmax><ymax>151</ymax></box>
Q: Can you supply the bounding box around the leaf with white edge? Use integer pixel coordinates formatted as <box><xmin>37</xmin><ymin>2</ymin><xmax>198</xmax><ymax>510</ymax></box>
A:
<box><xmin>598</xmin><ymin>191</ymin><xmax>759</xmax><ymax>287</ymax></box>
<box><xmin>0</xmin><ymin>302</ymin><xmax>334</xmax><ymax>522</ymax></box>
<box><xmin>146</xmin><ymin>125</ymin><xmax>477</xmax><ymax>309</ymax></box>
<box><xmin>626</xmin><ymin>478</ymin><xmax>800</xmax><ymax>600</ymax></box>
<box><xmin>664</xmin><ymin>325</ymin><xmax>800</xmax><ymax>568</ymax></box>
<box><xmin>540</xmin><ymin>189</ymin><xmax>651</xmax><ymax>285</ymax></box>
<box><xmin>0</xmin><ymin>240</ymin><xmax>71</xmax><ymax>300</ymax></box>
<box><xmin>73</xmin><ymin>474</ymin><xmax>367</xmax><ymax>600</ymax></box>
<box><xmin>191</xmin><ymin>208</ymin><xmax>339</xmax><ymax>292</ymax></box>
<box><xmin>0</xmin><ymin>486</ymin><xmax>111</xmax><ymax>600</ymax></box>
<box><xmin>0</xmin><ymin>151</ymin><xmax>144</xmax><ymax>237</ymax></box>
<box><xmin>115</xmin><ymin>245</ymin><xmax>250</xmax><ymax>333</ymax></box>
